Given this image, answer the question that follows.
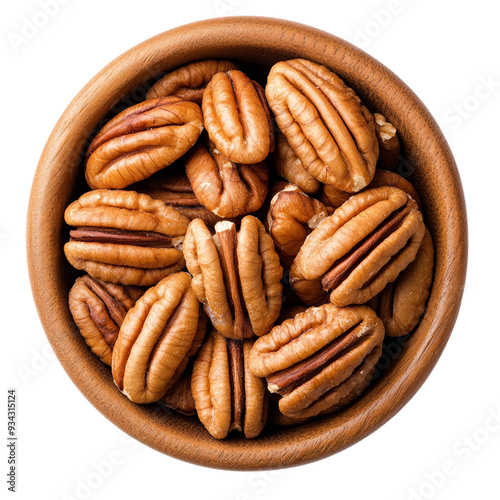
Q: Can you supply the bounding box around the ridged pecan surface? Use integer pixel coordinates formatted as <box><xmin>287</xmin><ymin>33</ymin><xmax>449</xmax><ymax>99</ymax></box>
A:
<box><xmin>266</xmin><ymin>59</ymin><xmax>379</xmax><ymax>192</ymax></box>
<box><xmin>291</xmin><ymin>186</ymin><xmax>425</xmax><ymax>306</ymax></box>
<box><xmin>203</xmin><ymin>70</ymin><xmax>274</xmax><ymax>164</ymax></box>
<box><xmin>111</xmin><ymin>272</ymin><xmax>199</xmax><ymax>404</ymax></box>
<box><xmin>85</xmin><ymin>97</ymin><xmax>203</xmax><ymax>189</ymax></box>
<box><xmin>64</xmin><ymin>190</ymin><xmax>189</xmax><ymax>286</ymax></box>
<box><xmin>191</xmin><ymin>331</ymin><xmax>268</xmax><ymax>439</ymax></box>
<box><xmin>248</xmin><ymin>304</ymin><xmax>384</xmax><ymax>418</ymax></box>
<box><xmin>183</xmin><ymin>217</ymin><xmax>283</xmax><ymax>339</ymax></box>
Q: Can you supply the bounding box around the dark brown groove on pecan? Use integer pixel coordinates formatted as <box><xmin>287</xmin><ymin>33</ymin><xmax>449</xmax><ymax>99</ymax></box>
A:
<box><xmin>70</xmin><ymin>227</ymin><xmax>174</xmax><ymax>248</ymax></box>
<box><xmin>213</xmin><ymin>223</ymin><xmax>250</xmax><ymax>340</ymax></box>
<box><xmin>228</xmin><ymin>339</ymin><xmax>245</xmax><ymax>432</ymax></box>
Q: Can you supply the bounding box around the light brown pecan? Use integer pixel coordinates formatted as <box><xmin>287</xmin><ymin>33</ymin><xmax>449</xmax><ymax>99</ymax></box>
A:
<box><xmin>146</xmin><ymin>60</ymin><xmax>239</xmax><ymax>103</ymax></box>
<box><xmin>320</xmin><ymin>169</ymin><xmax>422</xmax><ymax>209</ymax></box>
<box><xmin>266</xmin><ymin>184</ymin><xmax>332</xmax><ymax>268</ymax></box>
<box><xmin>274</xmin><ymin>132</ymin><xmax>320</xmax><ymax>194</ymax></box>
<box><xmin>183</xmin><ymin>217</ymin><xmax>283</xmax><ymax>339</ymax></box>
<box><xmin>290</xmin><ymin>186</ymin><xmax>425</xmax><ymax>307</ymax></box>
<box><xmin>248</xmin><ymin>304</ymin><xmax>384</xmax><ymax>418</ymax></box>
<box><xmin>185</xmin><ymin>138</ymin><xmax>269</xmax><ymax>218</ymax></box>
<box><xmin>85</xmin><ymin>97</ymin><xmax>203</xmax><ymax>189</ymax></box>
<box><xmin>369</xmin><ymin>227</ymin><xmax>434</xmax><ymax>336</ymax></box>
<box><xmin>191</xmin><ymin>331</ymin><xmax>268</xmax><ymax>439</ymax></box>
<box><xmin>132</xmin><ymin>165</ymin><xmax>225</xmax><ymax>226</ymax></box>
<box><xmin>68</xmin><ymin>275</ymin><xmax>144</xmax><ymax>365</ymax></box>
<box><xmin>111</xmin><ymin>272</ymin><xmax>199</xmax><ymax>404</ymax></box>
<box><xmin>202</xmin><ymin>70</ymin><xmax>274</xmax><ymax>164</ymax></box>
<box><xmin>266</xmin><ymin>59</ymin><xmax>379</xmax><ymax>193</ymax></box>
<box><xmin>160</xmin><ymin>366</ymin><xmax>196</xmax><ymax>416</ymax></box>
<box><xmin>64</xmin><ymin>190</ymin><xmax>189</xmax><ymax>286</ymax></box>
<box><xmin>157</xmin><ymin>305</ymin><xmax>210</xmax><ymax>395</ymax></box>
<box><xmin>374</xmin><ymin>113</ymin><xmax>401</xmax><ymax>171</ymax></box>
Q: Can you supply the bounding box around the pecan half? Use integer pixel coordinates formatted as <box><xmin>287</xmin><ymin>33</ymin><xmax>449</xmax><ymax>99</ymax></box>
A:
<box><xmin>111</xmin><ymin>272</ymin><xmax>199</xmax><ymax>404</ymax></box>
<box><xmin>64</xmin><ymin>190</ymin><xmax>189</xmax><ymax>286</ymax></box>
<box><xmin>132</xmin><ymin>165</ymin><xmax>225</xmax><ymax>226</ymax></box>
<box><xmin>146</xmin><ymin>60</ymin><xmax>239</xmax><ymax>103</ymax></box>
<box><xmin>191</xmin><ymin>331</ymin><xmax>268</xmax><ymax>439</ymax></box>
<box><xmin>85</xmin><ymin>97</ymin><xmax>203</xmax><ymax>189</ymax></box>
<box><xmin>183</xmin><ymin>217</ymin><xmax>283</xmax><ymax>339</ymax></box>
<box><xmin>320</xmin><ymin>169</ymin><xmax>422</xmax><ymax>209</ymax></box>
<box><xmin>266</xmin><ymin>59</ymin><xmax>379</xmax><ymax>192</ymax></box>
<box><xmin>202</xmin><ymin>70</ymin><xmax>274</xmax><ymax>164</ymax></box>
<box><xmin>68</xmin><ymin>275</ymin><xmax>143</xmax><ymax>365</ymax></box>
<box><xmin>266</xmin><ymin>184</ymin><xmax>332</xmax><ymax>268</ymax></box>
<box><xmin>374</xmin><ymin>113</ymin><xmax>401</xmax><ymax>171</ymax></box>
<box><xmin>369</xmin><ymin>226</ymin><xmax>434</xmax><ymax>336</ymax></box>
<box><xmin>185</xmin><ymin>138</ymin><xmax>269</xmax><ymax>218</ymax></box>
<box><xmin>290</xmin><ymin>186</ymin><xmax>425</xmax><ymax>307</ymax></box>
<box><xmin>274</xmin><ymin>132</ymin><xmax>320</xmax><ymax>194</ymax></box>
<box><xmin>248</xmin><ymin>304</ymin><xmax>384</xmax><ymax>418</ymax></box>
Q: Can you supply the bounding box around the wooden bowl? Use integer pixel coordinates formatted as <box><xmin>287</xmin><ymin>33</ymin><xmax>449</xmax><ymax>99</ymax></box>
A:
<box><xmin>27</xmin><ymin>17</ymin><xmax>467</xmax><ymax>470</ymax></box>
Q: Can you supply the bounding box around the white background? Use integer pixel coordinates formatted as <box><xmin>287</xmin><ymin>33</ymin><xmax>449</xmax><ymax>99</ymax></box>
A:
<box><xmin>2</xmin><ymin>1</ymin><xmax>499</xmax><ymax>499</ymax></box>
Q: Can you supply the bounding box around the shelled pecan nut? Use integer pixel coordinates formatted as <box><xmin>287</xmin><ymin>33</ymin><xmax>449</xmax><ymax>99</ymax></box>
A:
<box><xmin>266</xmin><ymin>59</ymin><xmax>379</xmax><ymax>192</ymax></box>
<box><xmin>290</xmin><ymin>186</ymin><xmax>425</xmax><ymax>307</ymax></box>
<box><xmin>266</xmin><ymin>184</ymin><xmax>332</xmax><ymax>268</ymax></box>
<box><xmin>191</xmin><ymin>330</ymin><xmax>268</xmax><ymax>439</ymax></box>
<box><xmin>146</xmin><ymin>60</ymin><xmax>239</xmax><ymax>103</ymax></box>
<box><xmin>369</xmin><ymin>226</ymin><xmax>434</xmax><ymax>336</ymax></box>
<box><xmin>274</xmin><ymin>132</ymin><xmax>320</xmax><ymax>194</ymax></box>
<box><xmin>64</xmin><ymin>190</ymin><xmax>189</xmax><ymax>286</ymax></box>
<box><xmin>320</xmin><ymin>169</ymin><xmax>422</xmax><ymax>209</ymax></box>
<box><xmin>68</xmin><ymin>275</ymin><xmax>144</xmax><ymax>365</ymax></box>
<box><xmin>202</xmin><ymin>70</ymin><xmax>274</xmax><ymax>164</ymax></box>
<box><xmin>85</xmin><ymin>97</ymin><xmax>203</xmax><ymax>189</ymax></box>
<box><xmin>248</xmin><ymin>304</ymin><xmax>384</xmax><ymax>418</ymax></box>
<box><xmin>183</xmin><ymin>216</ymin><xmax>283</xmax><ymax>339</ymax></box>
<box><xmin>111</xmin><ymin>272</ymin><xmax>199</xmax><ymax>404</ymax></box>
<box><xmin>185</xmin><ymin>138</ymin><xmax>269</xmax><ymax>218</ymax></box>
<box><xmin>374</xmin><ymin>113</ymin><xmax>401</xmax><ymax>171</ymax></box>
<box><xmin>132</xmin><ymin>165</ymin><xmax>225</xmax><ymax>226</ymax></box>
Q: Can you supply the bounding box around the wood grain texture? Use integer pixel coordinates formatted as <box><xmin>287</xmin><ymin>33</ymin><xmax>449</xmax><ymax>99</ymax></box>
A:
<box><xmin>26</xmin><ymin>16</ymin><xmax>467</xmax><ymax>470</ymax></box>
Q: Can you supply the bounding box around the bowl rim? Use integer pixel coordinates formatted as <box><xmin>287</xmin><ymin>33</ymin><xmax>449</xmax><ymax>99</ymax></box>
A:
<box><xmin>27</xmin><ymin>16</ymin><xmax>468</xmax><ymax>470</ymax></box>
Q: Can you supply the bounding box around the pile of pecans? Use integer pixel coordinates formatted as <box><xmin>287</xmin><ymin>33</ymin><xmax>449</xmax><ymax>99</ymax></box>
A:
<box><xmin>64</xmin><ymin>58</ymin><xmax>434</xmax><ymax>439</ymax></box>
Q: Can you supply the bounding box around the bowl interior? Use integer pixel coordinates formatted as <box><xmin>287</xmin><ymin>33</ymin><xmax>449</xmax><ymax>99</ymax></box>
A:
<box><xmin>27</xmin><ymin>16</ymin><xmax>467</xmax><ymax>470</ymax></box>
